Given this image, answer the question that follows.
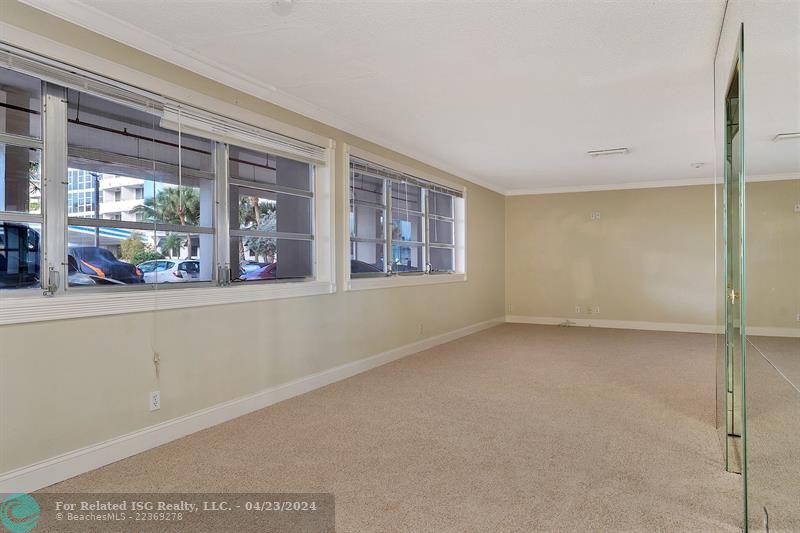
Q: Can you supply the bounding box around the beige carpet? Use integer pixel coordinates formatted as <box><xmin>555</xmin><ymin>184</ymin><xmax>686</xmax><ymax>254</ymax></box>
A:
<box><xmin>42</xmin><ymin>324</ymin><xmax>742</xmax><ymax>532</ymax></box>
<box><xmin>744</xmin><ymin>336</ymin><xmax>800</xmax><ymax>532</ymax></box>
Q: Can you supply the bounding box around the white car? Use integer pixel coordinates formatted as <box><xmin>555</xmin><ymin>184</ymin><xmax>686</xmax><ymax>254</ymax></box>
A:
<box><xmin>137</xmin><ymin>259</ymin><xmax>201</xmax><ymax>283</ymax></box>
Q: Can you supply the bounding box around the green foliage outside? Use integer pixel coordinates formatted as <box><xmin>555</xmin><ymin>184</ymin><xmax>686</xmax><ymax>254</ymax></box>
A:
<box><xmin>239</xmin><ymin>196</ymin><xmax>277</xmax><ymax>263</ymax></box>
<box><xmin>120</xmin><ymin>232</ymin><xmax>147</xmax><ymax>262</ymax></box>
<box><xmin>131</xmin><ymin>186</ymin><xmax>200</xmax><ymax>225</ymax></box>
<box><xmin>159</xmin><ymin>234</ymin><xmax>185</xmax><ymax>258</ymax></box>
<box><xmin>132</xmin><ymin>249</ymin><xmax>164</xmax><ymax>265</ymax></box>
<box><xmin>129</xmin><ymin>185</ymin><xmax>201</xmax><ymax>259</ymax></box>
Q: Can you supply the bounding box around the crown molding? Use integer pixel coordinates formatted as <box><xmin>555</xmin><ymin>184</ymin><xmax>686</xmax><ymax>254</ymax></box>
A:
<box><xmin>506</xmin><ymin>177</ymin><xmax>717</xmax><ymax>196</ymax></box>
<box><xmin>18</xmin><ymin>0</ymin><xmax>507</xmax><ymax>195</ymax></box>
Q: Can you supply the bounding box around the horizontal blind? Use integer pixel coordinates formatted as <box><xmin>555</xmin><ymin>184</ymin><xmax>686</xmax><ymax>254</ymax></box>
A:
<box><xmin>161</xmin><ymin>105</ymin><xmax>327</xmax><ymax>165</ymax></box>
<box><xmin>0</xmin><ymin>45</ymin><xmax>162</xmax><ymax>114</ymax></box>
<box><xmin>350</xmin><ymin>157</ymin><xmax>463</xmax><ymax>198</ymax></box>
<box><xmin>0</xmin><ymin>43</ymin><xmax>328</xmax><ymax>165</ymax></box>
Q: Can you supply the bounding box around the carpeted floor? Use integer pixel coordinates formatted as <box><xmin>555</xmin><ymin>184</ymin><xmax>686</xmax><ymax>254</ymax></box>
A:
<box><xmin>42</xmin><ymin>324</ymin><xmax>742</xmax><ymax>531</ymax></box>
<box><xmin>744</xmin><ymin>336</ymin><xmax>800</xmax><ymax>532</ymax></box>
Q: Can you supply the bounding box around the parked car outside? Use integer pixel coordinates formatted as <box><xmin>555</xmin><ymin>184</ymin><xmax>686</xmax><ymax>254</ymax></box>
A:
<box><xmin>238</xmin><ymin>261</ymin><xmax>277</xmax><ymax>281</ymax></box>
<box><xmin>69</xmin><ymin>246</ymin><xmax>144</xmax><ymax>284</ymax></box>
<box><xmin>67</xmin><ymin>255</ymin><xmax>126</xmax><ymax>287</ymax></box>
<box><xmin>0</xmin><ymin>222</ymin><xmax>40</xmax><ymax>289</ymax></box>
<box><xmin>350</xmin><ymin>259</ymin><xmax>384</xmax><ymax>275</ymax></box>
<box><xmin>240</xmin><ymin>261</ymin><xmax>270</xmax><ymax>274</ymax></box>
<box><xmin>137</xmin><ymin>259</ymin><xmax>201</xmax><ymax>283</ymax></box>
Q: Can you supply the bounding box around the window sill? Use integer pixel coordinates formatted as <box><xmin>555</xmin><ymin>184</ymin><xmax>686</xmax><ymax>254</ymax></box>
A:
<box><xmin>346</xmin><ymin>273</ymin><xmax>466</xmax><ymax>292</ymax></box>
<box><xmin>0</xmin><ymin>280</ymin><xmax>335</xmax><ymax>325</ymax></box>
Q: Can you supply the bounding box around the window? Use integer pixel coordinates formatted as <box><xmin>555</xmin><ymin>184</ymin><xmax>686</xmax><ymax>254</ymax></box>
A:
<box><xmin>349</xmin><ymin>156</ymin><xmax>463</xmax><ymax>281</ymax></box>
<box><xmin>0</xmin><ymin>44</ymin><xmax>333</xmax><ymax>323</ymax></box>
<box><xmin>65</xmin><ymin>89</ymin><xmax>215</xmax><ymax>287</ymax></box>
<box><xmin>229</xmin><ymin>145</ymin><xmax>314</xmax><ymax>282</ymax></box>
<box><xmin>0</xmin><ymin>67</ymin><xmax>42</xmax><ymax>291</ymax></box>
<box><xmin>427</xmin><ymin>191</ymin><xmax>456</xmax><ymax>272</ymax></box>
<box><xmin>349</xmin><ymin>171</ymin><xmax>387</xmax><ymax>275</ymax></box>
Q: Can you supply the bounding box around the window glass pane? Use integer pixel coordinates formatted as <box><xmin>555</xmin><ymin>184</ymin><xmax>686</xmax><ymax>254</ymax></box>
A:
<box><xmin>0</xmin><ymin>145</ymin><xmax>41</xmax><ymax>214</ymax></box>
<box><xmin>67</xmin><ymin>90</ymin><xmax>215</xmax><ymax>228</ymax></box>
<box><xmin>229</xmin><ymin>146</ymin><xmax>311</xmax><ymax>192</ymax></box>
<box><xmin>67</xmin><ymin>168</ymin><xmax>214</xmax><ymax>226</ymax></box>
<box><xmin>391</xmin><ymin>211</ymin><xmax>423</xmax><ymax>243</ymax></box>
<box><xmin>390</xmin><ymin>182</ymin><xmax>422</xmax><ymax>212</ymax></box>
<box><xmin>391</xmin><ymin>243</ymin><xmax>424</xmax><ymax>272</ymax></box>
<box><xmin>68</xmin><ymin>90</ymin><xmax>213</xmax><ymax>174</ymax></box>
<box><xmin>429</xmin><ymin>247</ymin><xmax>455</xmax><ymax>272</ymax></box>
<box><xmin>121</xmin><ymin>231</ymin><xmax>211</xmax><ymax>284</ymax></box>
<box><xmin>233</xmin><ymin>189</ymin><xmax>312</xmax><ymax>235</ymax></box>
<box><xmin>429</xmin><ymin>218</ymin><xmax>454</xmax><ymax>245</ymax></box>
<box><xmin>0</xmin><ymin>221</ymin><xmax>40</xmax><ymax>290</ymax></box>
<box><xmin>232</xmin><ymin>237</ymin><xmax>312</xmax><ymax>281</ymax></box>
<box><xmin>350</xmin><ymin>242</ymin><xmax>385</xmax><ymax>275</ymax></box>
<box><xmin>0</xmin><ymin>67</ymin><xmax>42</xmax><ymax>138</ymax></box>
<box><xmin>351</xmin><ymin>172</ymin><xmax>384</xmax><ymax>204</ymax></box>
<box><xmin>429</xmin><ymin>191</ymin><xmax>454</xmax><ymax>218</ymax></box>
<box><xmin>351</xmin><ymin>204</ymin><xmax>385</xmax><ymax>240</ymax></box>
<box><xmin>67</xmin><ymin>226</ymin><xmax>146</xmax><ymax>286</ymax></box>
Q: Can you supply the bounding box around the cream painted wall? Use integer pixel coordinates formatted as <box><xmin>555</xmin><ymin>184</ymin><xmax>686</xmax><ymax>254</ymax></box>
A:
<box><xmin>746</xmin><ymin>179</ymin><xmax>800</xmax><ymax>330</ymax></box>
<box><xmin>505</xmin><ymin>186</ymin><xmax>718</xmax><ymax>325</ymax></box>
<box><xmin>0</xmin><ymin>2</ymin><xmax>505</xmax><ymax>473</ymax></box>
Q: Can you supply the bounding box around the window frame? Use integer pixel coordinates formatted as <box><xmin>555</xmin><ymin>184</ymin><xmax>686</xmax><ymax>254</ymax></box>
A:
<box><xmin>227</xmin><ymin>144</ymin><xmax>316</xmax><ymax>285</ymax></box>
<box><xmin>344</xmin><ymin>145</ymin><xmax>466</xmax><ymax>292</ymax></box>
<box><xmin>0</xmin><ymin>48</ymin><xmax>336</xmax><ymax>325</ymax></box>
<box><xmin>61</xmin><ymin>90</ymin><xmax>220</xmax><ymax>293</ymax></box>
<box><xmin>0</xmin><ymin>74</ymin><xmax>45</xmax><ymax>293</ymax></box>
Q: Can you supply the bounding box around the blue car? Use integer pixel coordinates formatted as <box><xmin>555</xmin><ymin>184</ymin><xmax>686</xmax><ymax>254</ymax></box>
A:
<box><xmin>0</xmin><ymin>222</ymin><xmax>40</xmax><ymax>289</ymax></box>
<box><xmin>69</xmin><ymin>246</ymin><xmax>144</xmax><ymax>284</ymax></box>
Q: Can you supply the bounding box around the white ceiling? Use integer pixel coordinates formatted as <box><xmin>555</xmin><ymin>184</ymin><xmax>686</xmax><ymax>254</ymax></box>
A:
<box><xmin>716</xmin><ymin>1</ymin><xmax>800</xmax><ymax>182</ymax></box>
<box><xmin>21</xmin><ymin>0</ymin><xmax>730</xmax><ymax>194</ymax></box>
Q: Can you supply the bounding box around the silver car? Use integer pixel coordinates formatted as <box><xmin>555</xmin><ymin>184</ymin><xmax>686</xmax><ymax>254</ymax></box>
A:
<box><xmin>137</xmin><ymin>259</ymin><xmax>201</xmax><ymax>283</ymax></box>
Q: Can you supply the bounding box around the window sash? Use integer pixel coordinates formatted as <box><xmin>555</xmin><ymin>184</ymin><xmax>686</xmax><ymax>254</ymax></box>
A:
<box><xmin>68</xmin><ymin>146</ymin><xmax>215</xmax><ymax>183</ymax></box>
<box><xmin>349</xmin><ymin>158</ymin><xmax>460</xmax><ymax>277</ymax></box>
<box><xmin>230</xmin><ymin>228</ymin><xmax>313</xmax><ymax>241</ymax></box>
<box><xmin>0</xmin><ymin>60</ymin><xmax>328</xmax><ymax>299</ymax></box>
<box><xmin>67</xmin><ymin>217</ymin><xmax>214</xmax><ymax>235</ymax></box>
<box><xmin>350</xmin><ymin>157</ymin><xmax>463</xmax><ymax>198</ymax></box>
<box><xmin>230</xmin><ymin>178</ymin><xmax>313</xmax><ymax>199</ymax></box>
<box><xmin>0</xmin><ymin>132</ymin><xmax>43</xmax><ymax>150</ymax></box>
<box><xmin>0</xmin><ymin>212</ymin><xmax>42</xmax><ymax>224</ymax></box>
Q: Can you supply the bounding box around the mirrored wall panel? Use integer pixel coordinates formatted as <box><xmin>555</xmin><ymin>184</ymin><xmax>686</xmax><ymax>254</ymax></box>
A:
<box><xmin>716</xmin><ymin>2</ymin><xmax>800</xmax><ymax>530</ymax></box>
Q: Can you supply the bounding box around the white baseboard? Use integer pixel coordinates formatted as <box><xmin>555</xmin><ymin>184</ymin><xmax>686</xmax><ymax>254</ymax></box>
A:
<box><xmin>0</xmin><ymin>317</ymin><xmax>504</xmax><ymax>495</ymax></box>
<box><xmin>505</xmin><ymin>315</ymin><xmax>721</xmax><ymax>334</ymax></box>
<box><xmin>747</xmin><ymin>326</ymin><xmax>800</xmax><ymax>338</ymax></box>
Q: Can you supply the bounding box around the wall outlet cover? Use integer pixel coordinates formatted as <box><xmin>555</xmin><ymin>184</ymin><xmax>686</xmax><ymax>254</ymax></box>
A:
<box><xmin>149</xmin><ymin>391</ymin><xmax>161</xmax><ymax>412</ymax></box>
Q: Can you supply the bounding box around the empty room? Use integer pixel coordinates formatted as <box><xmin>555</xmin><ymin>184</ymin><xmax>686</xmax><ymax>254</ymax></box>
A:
<box><xmin>0</xmin><ymin>0</ymin><xmax>797</xmax><ymax>531</ymax></box>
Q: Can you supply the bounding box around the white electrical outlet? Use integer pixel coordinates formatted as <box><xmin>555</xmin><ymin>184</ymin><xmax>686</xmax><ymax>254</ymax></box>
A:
<box><xmin>794</xmin><ymin>203</ymin><xmax>800</xmax><ymax>213</ymax></box>
<box><xmin>575</xmin><ymin>305</ymin><xmax>582</xmax><ymax>314</ymax></box>
<box><xmin>590</xmin><ymin>211</ymin><xmax>601</xmax><ymax>220</ymax></box>
<box><xmin>796</xmin><ymin>312</ymin><xmax>800</xmax><ymax>322</ymax></box>
<box><xmin>149</xmin><ymin>391</ymin><xmax>161</xmax><ymax>412</ymax></box>
<box><xmin>593</xmin><ymin>306</ymin><xmax>600</xmax><ymax>314</ymax></box>
<box><xmin>418</xmin><ymin>323</ymin><xmax>424</xmax><ymax>335</ymax></box>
